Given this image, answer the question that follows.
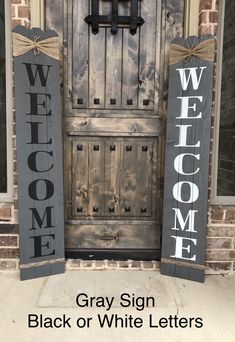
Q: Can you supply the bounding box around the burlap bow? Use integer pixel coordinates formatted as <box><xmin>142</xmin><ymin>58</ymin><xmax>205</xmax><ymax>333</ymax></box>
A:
<box><xmin>169</xmin><ymin>38</ymin><xmax>215</xmax><ymax>65</ymax></box>
<box><xmin>12</xmin><ymin>32</ymin><xmax>60</xmax><ymax>60</ymax></box>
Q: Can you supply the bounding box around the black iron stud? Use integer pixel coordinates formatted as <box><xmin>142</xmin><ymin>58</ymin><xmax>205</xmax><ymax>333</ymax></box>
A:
<box><xmin>110</xmin><ymin>98</ymin><xmax>116</xmax><ymax>105</ymax></box>
<box><xmin>94</xmin><ymin>145</ymin><xmax>100</xmax><ymax>151</ymax></box>
<box><xmin>109</xmin><ymin>207</ymin><xmax>115</xmax><ymax>213</ymax></box>
<box><xmin>141</xmin><ymin>207</ymin><xmax>147</xmax><ymax>213</ymax></box>
<box><xmin>126</xmin><ymin>145</ymin><xmax>132</xmax><ymax>151</ymax></box>
<box><xmin>93</xmin><ymin>206</ymin><xmax>99</xmax><ymax>212</ymax></box>
<box><xmin>110</xmin><ymin>145</ymin><xmax>116</xmax><ymax>151</ymax></box>
<box><xmin>127</xmin><ymin>99</ymin><xmax>133</xmax><ymax>105</ymax></box>
<box><xmin>77</xmin><ymin>144</ymin><xmax>83</xmax><ymax>151</ymax></box>
<box><xmin>143</xmin><ymin>99</ymin><xmax>149</xmax><ymax>106</ymax></box>
<box><xmin>142</xmin><ymin>146</ymin><xmax>148</xmax><ymax>152</ymax></box>
<box><xmin>125</xmin><ymin>206</ymin><xmax>131</xmax><ymax>212</ymax></box>
<box><xmin>77</xmin><ymin>98</ymin><xmax>83</xmax><ymax>104</ymax></box>
<box><xmin>94</xmin><ymin>98</ymin><xmax>100</xmax><ymax>104</ymax></box>
<box><xmin>77</xmin><ymin>207</ymin><xmax>83</xmax><ymax>212</ymax></box>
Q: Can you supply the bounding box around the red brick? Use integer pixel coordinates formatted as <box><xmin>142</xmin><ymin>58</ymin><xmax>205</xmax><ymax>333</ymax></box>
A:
<box><xmin>119</xmin><ymin>261</ymin><xmax>129</xmax><ymax>268</ymax></box>
<box><xmin>0</xmin><ymin>248</ymin><xmax>19</xmax><ymax>259</ymax></box>
<box><xmin>0</xmin><ymin>207</ymin><xmax>11</xmax><ymax>220</ymax></box>
<box><xmin>0</xmin><ymin>260</ymin><xmax>18</xmax><ymax>270</ymax></box>
<box><xmin>205</xmin><ymin>262</ymin><xmax>232</xmax><ymax>271</ymax></box>
<box><xmin>225</xmin><ymin>208</ymin><xmax>235</xmax><ymax>223</ymax></box>
<box><xmin>12</xmin><ymin>19</ymin><xmax>22</xmax><ymax>28</ymax></box>
<box><xmin>107</xmin><ymin>260</ymin><xmax>118</xmax><ymax>268</ymax></box>
<box><xmin>0</xmin><ymin>224</ymin><xmax>18</xmax><ymax>234</ymax></box>
<box><xmin>209</xmin><ymin>11</ymin><xmax>218</xmax><ymax>23</ymax></box>
<box><xmin>11</xmin><ymin>6</ymin><xmax>15</xmax><ymax>18</ymax></box>
<box><xmin>207</xmin><ymin>226</ymin><xmax>235</xmax><ymax>238</ymax></box>
<box><xmin>210</xmin><ymin>207</ymin><xmax>224</xmax><ymax>221</ymax></box>
<box><xmin>0</xmin><ymin>236</ymin><xmax>18</xmax><ymax>247</ymax></box>
<box><xmin>199</xmin><ymin>11</ymin><xmax>208</xmax><ymax>24</ymax></box>
<box><xmin>206</xmin><ymin>250</ymin><xmax>235</xmax><ymax>261</ymax></box>
<box><xmin>131</xmin><ymin>261</ymin><xmax>141</xmax><ymax>268</ymax></box>
<box><xmin>206</xmin><ymin>237</ymin><xmax>232</xmax><ymax>249</ymax></box>
<box><xmin>199</xmin><ymin>25</ymin><xmax>212</xmax><ymax>35</ymax></box>
<box><xmin>200</xmin><ymin>0</ymin><xmax>212</xmax><ymax>11</ymax></box>
<box><xmin>18</xmin><ymin>6</ymin><xmax>29</xmax><ymax>18</ymax></box>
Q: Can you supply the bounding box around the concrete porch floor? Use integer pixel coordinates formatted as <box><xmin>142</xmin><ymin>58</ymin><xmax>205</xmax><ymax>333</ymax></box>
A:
<box><xmin>0</xmin><ymin>270</ymin><xmax>234</xmax><ymax>342</ymax></box>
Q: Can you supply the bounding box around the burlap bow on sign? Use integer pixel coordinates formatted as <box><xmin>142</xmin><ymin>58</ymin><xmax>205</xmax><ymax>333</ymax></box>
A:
<box><xmin>12</xmin><ymin>32</ymin><xmax>60</xmax><ymax>60</ymax></box>
<box><xmin>169</xmin><ymin>38</ymin><xmax>215</xmax><ymax>65</ymax></box>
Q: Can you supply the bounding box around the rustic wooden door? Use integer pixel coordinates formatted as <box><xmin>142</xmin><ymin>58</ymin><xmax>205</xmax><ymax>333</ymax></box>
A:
<box><xmin>45</xmin><ymin>0</ymin><xmax>164</xmax><ymax>260</ymax></box>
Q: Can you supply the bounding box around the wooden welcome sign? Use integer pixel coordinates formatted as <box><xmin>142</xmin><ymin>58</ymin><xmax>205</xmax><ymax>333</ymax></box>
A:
<box><xmin>161</xmin><ymin>35</ymin><xmax>215</xmax><ymax>283</ymax></box>
<box><xmin>13</xmin><ymin>26</ymin><xmax>65</xmax><ymax>280</ymax></box>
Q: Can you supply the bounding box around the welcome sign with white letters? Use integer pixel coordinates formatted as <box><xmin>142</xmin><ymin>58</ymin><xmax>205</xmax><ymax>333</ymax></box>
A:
<box><xmin>161</xmin><ymin>35</ymin><xmax>215</xmax><ymax>283</ymax></box>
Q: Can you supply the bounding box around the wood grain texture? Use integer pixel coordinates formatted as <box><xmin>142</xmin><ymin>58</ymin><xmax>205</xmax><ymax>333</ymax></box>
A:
<box><xmin>13</xmin><ymin>26</ymin><xmax>65</xmax><ymax>280</ymax></box>
<box><xmin>161</xmin><ymin>35</ymin><xmax>215</xmax><ymax>283</ymax></box>
<box><xmin>72</xmin><ymin>0</ymin><xmax>89</xmax><ymax>108</ymax></box>
<box><xmin>65</xmin><ymin>222</ymin><xmax>160</xmax><ymax>249</ymax></box>
<box><xmin>138</xmin><ymin>0</ymin><xmax>157</xmax><ymax>110</ymax></box>
<box><xmin>44</xmin><ymin>0</ymin><xmax>167</xmax><ymax>256</ymax></box>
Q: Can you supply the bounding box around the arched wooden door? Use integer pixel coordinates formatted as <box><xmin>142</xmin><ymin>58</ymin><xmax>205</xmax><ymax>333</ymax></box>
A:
<box><xmin>45</xmin><ymin>0</ymin><xmax>184</xmax><ymax>260</ymax></box>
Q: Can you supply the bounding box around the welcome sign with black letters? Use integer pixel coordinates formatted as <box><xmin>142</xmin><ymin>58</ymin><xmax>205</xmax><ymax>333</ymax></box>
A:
<box><xmin>161</xmin><ymin>35</ymin><xmax>215</xmax><ymax>283</ymax></box>
<box><xmin>13</xmin><ymin>26</ymin><xmax>65</xmax><ymax>280</ymax></box>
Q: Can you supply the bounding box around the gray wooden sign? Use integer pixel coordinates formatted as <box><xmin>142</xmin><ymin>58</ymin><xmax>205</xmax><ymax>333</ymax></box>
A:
<box><xmin>13</xmin><ymin>26</ymin><xmax>65</xmax><ymax>280</ymax></box>
<box><xmin>161</xmin><ymin>35</ymin><xmax>215</xmax><ymax>283</ymax></box>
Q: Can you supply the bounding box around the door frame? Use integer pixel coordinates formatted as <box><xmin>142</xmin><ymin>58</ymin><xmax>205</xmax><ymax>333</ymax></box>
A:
<box><xmin>30</xmin><ymin>0</ymin><xmax>198</xmax><ymax>261</ymax></box>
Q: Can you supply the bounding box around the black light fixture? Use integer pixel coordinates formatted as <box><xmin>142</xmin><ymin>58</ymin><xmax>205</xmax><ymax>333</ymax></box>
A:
<box><xmin>85</xmin><ymin>0</ymin><xmax>145</xmax><ymax>35</ymax></box>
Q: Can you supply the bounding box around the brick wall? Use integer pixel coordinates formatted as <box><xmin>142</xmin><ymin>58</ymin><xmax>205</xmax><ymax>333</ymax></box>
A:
<box><xmin>1</xmin><ymin>0</ymin><xmax>235</xmax><ymax>275</ymax></box>
<box><xmin>0</xmin><ymin>0</ymin><xmax>30</xmax><ymax>271</ymax></box>
<box><xmin>198</xmin><ymin>0</ymin><xmax>235</xmax><ymax>274</ymax></box>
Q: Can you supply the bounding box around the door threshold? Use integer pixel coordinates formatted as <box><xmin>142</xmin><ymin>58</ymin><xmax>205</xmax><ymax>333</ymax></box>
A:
<box><xmin>65</xmin><ymin>249</ymin><xmax>161</xmax><ymax>261</ymax></box>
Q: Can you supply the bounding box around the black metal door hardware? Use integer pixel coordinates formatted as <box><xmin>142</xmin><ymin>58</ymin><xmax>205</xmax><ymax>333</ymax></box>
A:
<box><xmin>85</xmin><ymin>0</ymin><xmax>145</xmax><ymax>35</ymax></box>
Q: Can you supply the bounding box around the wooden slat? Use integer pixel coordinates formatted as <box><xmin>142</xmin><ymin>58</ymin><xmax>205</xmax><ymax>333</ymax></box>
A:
<box><xmin>122</xmin><ymin>28</ymin><xmax>139</xmax><ymax>109</ymax></box>
<box><xmin>72</xmin><ymin>139</ymin><xmax>89</xmax><ymax>216</ymax></box>
<box><xmin>65</xmin><ymin>223</ymin><xmax>160</xmax><ymax>249</ymax></box>
<box><xmin>89</xmin><ymin>27</ymin><xmax>106</xmax><ymax>108</ymax></box>
<box><xmin>161</xmin><ymin>36</ymin><xmax>215</xmax><ymax>283</ymax></box>
<box><xmin>13</xmin><ymin>26</ymin><xmax>65</xmax><ymax>280</ymax></box>
<box><xmin>45</xmin><ymin>0</ymin><xmax>63</xmax><ymax>42</ymax></box>
<box><xmin>120</xmin><ymin>141</ymin><xmax>137</xmax><ymax>216</ymax></box>
<box><xmin>104</xmin><ymin>139</ymin><xmax>121</xmax><ymax>216</ymax></box>
<box><xmin>88</xmin><ymin>141</ymin><xmax>105</xmax><ymax>216</ymax></box>
<box><xmin>72</xmin><ymin>0</ymin><xmax>89</xmax><ymax>108</ymax></box>
<box><xmin>136</xmin><ymin>142</ymin><xmax>153</xmax><ymax>217</ymax></box>
<box><xmin>138</xmin><ymin>0</ymin><xmax>157</xmax><ymax>110</ymax></box>
<box><xmin>105</xmin><ymin>29</ymin><xmax>122</xmax><ymax>109</ymax></box>
<box><xmin>65</xmin><ymin>117</ymin><xmax>162</xmax><ymax>136</ymax></box>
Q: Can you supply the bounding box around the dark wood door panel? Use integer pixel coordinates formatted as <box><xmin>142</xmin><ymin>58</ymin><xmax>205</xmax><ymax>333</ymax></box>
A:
<box><xmin>68</xmin><ymin>136</ymin><xmax>159</xmax><ymax>220</ymax></box>
<box><xmin>65</xmin><ymin>222</ymin><xmax>160</xmax><ymax>249</ymax></box>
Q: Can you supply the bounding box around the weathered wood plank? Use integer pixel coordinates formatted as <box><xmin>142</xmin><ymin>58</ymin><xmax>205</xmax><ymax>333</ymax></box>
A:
<box><xmin>122</xmin><ymin>28</ymin><xmax>139</xmax><ymax>109</ymax></box>
<box><xmin>64</xmin><ymin>117</ymin><xmax>162</xmax><ymax>135</ymax></box>
<box><xmin>136</xmin><ymin>142</ymin><xmax>153</xmax><ymax>217</ymax></box>
<box><xmin>72</xmin><ymin>0</ymin><xmax>89</xmax><ymax>108</ymax></box>
<box><xmin>138</xmin><ymin>0</ymin><xmax>157</xmax><ymax>110</ymax></box>
<box><xmin>88</xmin><ymin>141</ymin><xmax>105</xmax><ymax>216</ymax></box>
<box><xmin>65</xmin><ymin>223</ymin><xmax>160</xmax><ymax>249</ymax></box>
<box><xmin>89</xmin><ymin>27</ymin><xmax>106</xmax><ymax>108</ymax></box>
<box><xmin>161</xmin><ymin>35</ymin><xmax>215</xmax><ymax>283</ymax></box>
<box><xmin>104</xmin><ymin>139</ymin><xmax>121</xmax><ymax>216</ymax></box>
<box><xmin>105</xmin><ymin>29</ymin><xmax>122</xmax><ymax>109</ymax></box>
<box><xmin>120</xmin><ymin>141</ymin><xmax>137</xmax><ymax>216</ymax></box>
<box><xmin>13</xmin><ymin>26</ymin><xmax>65</xmax><ymax>280</ymax></box>
<box><xmin>72</xmin><ymin>139</ymin><xmax>89</xmax><ymax>216</ymax></box>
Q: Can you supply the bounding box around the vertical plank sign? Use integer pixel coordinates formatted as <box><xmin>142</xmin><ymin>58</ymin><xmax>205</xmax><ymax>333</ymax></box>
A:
<box><xmin>13</xmin><ymin>26</ymin><xmax>65</xmax><ymax>280</ymax></box>
<box><xmin>161</xmin><ymin>35</ymin><xmax>215</xmax><ymax>282</ymax></box>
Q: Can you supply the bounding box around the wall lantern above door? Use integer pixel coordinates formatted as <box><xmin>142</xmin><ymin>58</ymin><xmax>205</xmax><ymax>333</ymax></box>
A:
<box><xmin>84</xmin><ymin>0</ymin><xmax>145</xmax><ymax>35</ymax></box>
